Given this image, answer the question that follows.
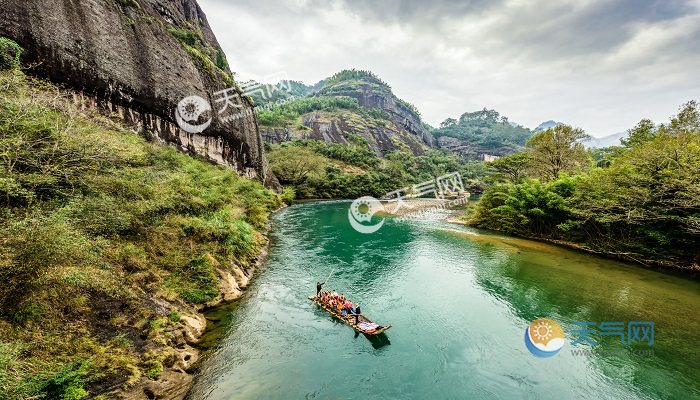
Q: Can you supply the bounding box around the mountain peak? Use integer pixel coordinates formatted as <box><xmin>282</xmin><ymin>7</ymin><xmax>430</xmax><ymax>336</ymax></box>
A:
<box><xmin>534</xmin><ymin>120</ymin><xmax>564</xmax><ymax>132</ymax></box>
<box><xmin>323</xmin><ymin>69</ymin><xmax>392</xmax><ymax>89</ymax></box>
<box><xmin>584</xmin><ymin>131</ymin><xmax>627</xmax><ymax>148</ymax></box>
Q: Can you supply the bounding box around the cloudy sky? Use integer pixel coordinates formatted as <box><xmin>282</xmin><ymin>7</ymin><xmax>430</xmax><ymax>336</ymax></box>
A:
<box><xmin>198</xmin><ymin>0</ymin><xmax>700</xmax><ymax>137</ymax></box>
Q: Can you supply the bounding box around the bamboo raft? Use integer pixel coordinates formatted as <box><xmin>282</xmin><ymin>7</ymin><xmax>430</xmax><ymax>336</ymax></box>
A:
<box><xmin>309</xmin><ymin>295</ymin><xmax>392</xmax><ymax>335</ymax></box>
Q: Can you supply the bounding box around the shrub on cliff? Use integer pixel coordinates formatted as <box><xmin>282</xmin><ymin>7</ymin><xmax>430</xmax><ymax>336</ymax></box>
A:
<box><xmin>168</xmin><ymin>26</ymin><xmax>235</xmax><ymax>87</ymax></box>
<box><xmin>0</xmin><ymin>37</ymin><xmax>22</xmax><ymax>70</ymax></box>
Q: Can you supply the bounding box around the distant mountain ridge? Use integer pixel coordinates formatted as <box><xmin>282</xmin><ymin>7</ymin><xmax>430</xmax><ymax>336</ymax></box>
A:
<box><xmin>534</xmin><ymin>120</ymin><xmax>628</xmax><ymax>148</ymax></box>
<box><xmin>254</xmin><ymin>70</ymin><xmax>540</xmax><ymax>160</ymax></box>
<box><xmin>252</xmin><ymin>73</ymin><xmax>629</xmax><ymax>159</ymax></box>
<box><xmin>534</xmin><ymin>120</ymin><xmax>564</xmax><ymax>132</ymax></box>
<box><xmin>584</xmin><ymin>131</ymin><xmax>627</xmax><ymax>148</ymax></box>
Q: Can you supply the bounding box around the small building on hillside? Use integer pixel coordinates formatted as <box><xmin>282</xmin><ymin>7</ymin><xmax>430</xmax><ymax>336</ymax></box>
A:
<box><xmin>478</xmin><ymin>153</ymin><xmax>500</xmax><ymax>162</ymax></box>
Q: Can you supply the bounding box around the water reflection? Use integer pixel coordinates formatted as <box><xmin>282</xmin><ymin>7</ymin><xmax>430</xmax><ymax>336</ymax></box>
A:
<box><xmin>441</xmin><ymin>227</ymin><xmax>700</xmax><ymax>399</ymax></box>
<box><xmin>270</xmin><ymin>202</ymin><xmax>419</xmax><ymax>294</ymax></box>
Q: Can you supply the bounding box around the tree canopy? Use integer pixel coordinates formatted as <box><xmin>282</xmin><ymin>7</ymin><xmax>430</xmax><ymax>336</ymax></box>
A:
<box><xmin>433</xmin><ymin>108</ymin><xmax>533</xmax><ymax>154</ymax></box>
<box><xmin>470</xmin><ymin>101</ymin><xmax>700</xmax><ymax>271</ymax></box>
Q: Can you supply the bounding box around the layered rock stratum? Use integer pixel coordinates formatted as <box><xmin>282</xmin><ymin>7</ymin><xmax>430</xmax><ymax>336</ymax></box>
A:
<box><xmin>0</xmin><ymin>0</ymin><xmax>276</xmax><ymax>186</ymax></box>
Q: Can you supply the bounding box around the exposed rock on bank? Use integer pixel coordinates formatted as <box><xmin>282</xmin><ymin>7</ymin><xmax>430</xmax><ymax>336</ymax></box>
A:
<box><xmin>120</xmin><ymin>245</ymin><xmax>270</xmax><ymax>400</ymax></box>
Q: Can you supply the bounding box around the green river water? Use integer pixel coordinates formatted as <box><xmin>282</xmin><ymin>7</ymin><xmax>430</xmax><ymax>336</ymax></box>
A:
<box><xmin>187</xmin><ymin>201</ymin><xmax>700</xmax><ymax>400</ymax></box>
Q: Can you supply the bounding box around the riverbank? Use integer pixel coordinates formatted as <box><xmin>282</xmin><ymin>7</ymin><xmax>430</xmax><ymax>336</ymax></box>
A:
<box><xmin>0</xmin><ymin>70</ymin><xmax>285</xmax><ymax>400</ymax></box>
<box><xmin>396</xmin><ymin>195</ymin><xmax>700</xmax><ymax>276</ymax></box>
<box><xmin>382</xmin><ymin>197</ymin><xmax>468</xmax><ymax>219</ymax></box>
<box><xmin>120</xmin><ymin>236</ymin><xmax>274</xmax><ymax>400</ymax></box>
<box><xmin>446</xmin><ymin>218</ymin><xmax>700</xmax><ymax>277</ymax></box>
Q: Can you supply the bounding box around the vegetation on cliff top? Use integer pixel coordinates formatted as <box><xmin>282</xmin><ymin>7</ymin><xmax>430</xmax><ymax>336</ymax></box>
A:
<box><xmin>434</xmin><ymin>108</ymin><xmax>533</xmax><ymax>155</ymax></box>
<box><xmin>319</xmin><ymin>69</ymin><xmax>392</xmax><ymax>98</ymax></box>
<box><xmin>470</xmin><ymin>102</ymin><xmax>700</xmax><ymax>270</ymax></box>
<box><xmin>319</xmin><ymin>69</ymin><xmax>421</xmax><ymax>118</ymax></box>
<box><xmin>168</xmin><ymin>25</ymin><xmax>235</xmax><ymax>87</ymax></box>
<box><xmin>0</xmin><ymin>65</ymin><xmax>280</xmax><ymax>399</ymax></box>
<box><xmin>256</xmin><ymin>69</ymin><xmax>420</xmax><ymax>126</ymax></box>
<box><xmin>258</xmin><ymin>96</ymin><xmax>389</xmax><ymax>128</ymax></box>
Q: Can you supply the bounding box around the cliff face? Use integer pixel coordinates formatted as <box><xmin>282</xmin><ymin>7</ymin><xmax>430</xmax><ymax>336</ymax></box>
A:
<box><xmin>262</xmin><ymin>109</ymin><xmax>429</xmax><ymax>156</ymax></box>
<box><xmin>259</xmin><ymin>71</ymin><xmax>435</xmax><ymax>156</ymax></box>
<box><xmin>0</xmin><ymin>0</ymin><xmax>275</xmax><ymax>185</ymax></box>
<box><xmin>322</xmin><ymin>82</ymin><xmax>436</xmax><ymax>148</ymax></box>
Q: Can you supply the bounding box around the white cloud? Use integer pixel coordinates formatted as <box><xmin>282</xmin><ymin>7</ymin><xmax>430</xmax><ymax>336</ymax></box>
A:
<box><xmin>199</xmin><ymin>0</ymin><xmax>700</xmax><ymax>136</ymax></box>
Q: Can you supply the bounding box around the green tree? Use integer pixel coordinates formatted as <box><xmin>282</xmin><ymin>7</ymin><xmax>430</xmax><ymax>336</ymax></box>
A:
<box><xmin>0</xmin><ymin>37</ymin><xmax>22</xmax><ymax>70</ymax></box>
<box><xmin>589</xmin><ymin>147</ymin><xmax>618</xmax><ymax>168</ymax></box>
<box><xmin>526</xmin><ymin>125</ymin><xmax>590</xmax><ymax>180</ymax></box>
<box><xmin>439</xmin><ymin>118</ymin><xmax>457</xmax><ymax>128</ymax></box>
<box><xmin>267</xmin><ymin>146</ymin><xmax>326</xmax><ymax>184</ymax></box>
<box><xmin>621</xmin><ymin>119</ymin><xmax>656</xmax><ymax>148</ymax></box>
<box><xmin>470</xmin><ymin>176</ymin><xmax>578</xmax><ymax>236</ymax></box>
<box><xmin>668</xmin><ymin>100</ymin><xmax>700</xmax><ymax>134</ymax></box>
<box><xmin>567</xmin><ymin>129</ymin><xmax>700</xmax><ymax>264</ymax></box>
<box><xmin>471</xmin><ymin>101</ymin><xmax>700</xmax><ymax>270</ymax></box>
<box><xmin>487</xmin><ymin>152</ymin><xmax>533</xmax><ymax>183</ymax></box>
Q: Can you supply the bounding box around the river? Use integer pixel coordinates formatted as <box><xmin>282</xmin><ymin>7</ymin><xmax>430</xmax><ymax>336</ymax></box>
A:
<box><xmin>187</xmin><ymin>201</ymin><xmax>700</xmax><ymax>399</ymax></box>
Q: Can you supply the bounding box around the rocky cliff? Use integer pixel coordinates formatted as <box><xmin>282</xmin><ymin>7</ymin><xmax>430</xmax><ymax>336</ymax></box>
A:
<box><xmin>259</xmin><ymin>70</ymin><xmax>435</xmax><ymax>155</ymax></box>
<box><xmin>318</xmin><ymin>81</ymin><xmax>436</xmax><ymax>148</ymax></box>
<box><xmin>0</xmin><ymin>0</ymin><xmax>276</xmax><ymax>186</ymax></box>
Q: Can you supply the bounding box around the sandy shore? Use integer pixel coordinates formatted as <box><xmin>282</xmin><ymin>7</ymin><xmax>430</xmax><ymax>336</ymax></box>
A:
<box><xmin>382</xmin><ymin>197</ymin><xmax>468</xmax><ymax>220</ymax></box>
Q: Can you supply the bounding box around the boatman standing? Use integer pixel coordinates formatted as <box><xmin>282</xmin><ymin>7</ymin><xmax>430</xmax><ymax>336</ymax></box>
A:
<box><xmin>316</xmin><ymin>281</ymin><xmax>325</xmax><ymax>297</ymax></box>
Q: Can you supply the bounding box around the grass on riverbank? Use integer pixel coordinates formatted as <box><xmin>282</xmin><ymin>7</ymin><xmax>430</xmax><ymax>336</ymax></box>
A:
<box><xmin>0</xmin><ymin>67</ymin><xmax>280</xmax><ymax>399</ymax></box>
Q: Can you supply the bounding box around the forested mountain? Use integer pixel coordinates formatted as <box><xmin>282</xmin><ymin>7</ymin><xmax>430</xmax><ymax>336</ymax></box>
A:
<box><xmin>253</xmin><ymin>70</ymin><xmax>539</xmax><ymax>164</ymax></box>
<box><xmin>258</xmin><ymin>69</ymin><xmax>434</xmax><ymax>156</ymax></box>
<box><xmin>433</xmin><ymin>108</ymin><xmax>534</xmax><ymax>158</ymax></box>
<box><xmin>256</xmin><ymin>70</ymin><xmax>494</xmax><ymax>199</ymax></box>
